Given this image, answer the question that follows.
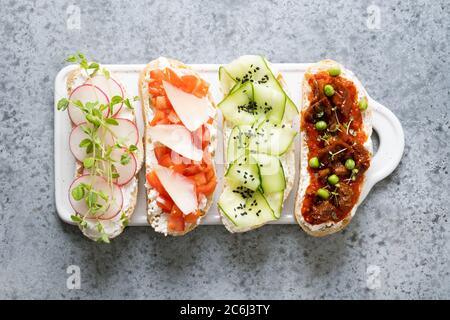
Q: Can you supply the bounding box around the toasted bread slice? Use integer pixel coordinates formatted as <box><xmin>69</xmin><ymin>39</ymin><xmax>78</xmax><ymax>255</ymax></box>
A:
<box><xmin>139</xmin><ymin>57</ymin><xmax>217</xmax><ymax>236</ymax></box>
<box><xmin>218</xmin><ymin>57</ymin><xmax>297</xmax><ymax>233</ymax></box>
<box><xmin>295</xmin><ymin>59</ymin><xmax>372</xmax><ymax>236</ymax></box>
<box><xmin>66</xmin><ymin>67</ymin><xmax>143</xmax><ymax>241</ymax></box>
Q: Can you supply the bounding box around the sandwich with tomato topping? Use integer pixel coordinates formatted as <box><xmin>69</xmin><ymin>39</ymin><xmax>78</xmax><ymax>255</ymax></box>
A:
<box><xmin>139</xmin><ymin>57</ymin><xmax>217</xmax><ymax>235</ymax></box>
<box><xmin>295</xmin><ymin>59</ymin><xmax>372</xmax><ymax>236</ymax></box>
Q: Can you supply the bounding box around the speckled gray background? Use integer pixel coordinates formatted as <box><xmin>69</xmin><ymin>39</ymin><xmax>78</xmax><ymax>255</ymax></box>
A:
<box><xmin>0</xmin><ymin>0</ymin><xmax>448</xmax><ymax>299</ymax></box>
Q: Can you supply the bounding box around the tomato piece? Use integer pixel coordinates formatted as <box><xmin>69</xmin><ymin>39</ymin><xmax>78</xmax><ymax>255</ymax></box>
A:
<box><xmin>192</xmin><ymin>79</ymin><xmax>209</xmax><ymax>98</ymax></box>
<box><xmin>168</xmin><ymin>214</ymin><xmax>185</xmax><ymax>232</ymax></box>
<box><xmin>196</xmin><ymin>176</ymin><xmax>217</xmax><ymax>195</ymax></box>
<box><xmin>183</xmin><ymin>164</ymin><xmax>202</xmax><ymax>176</ymax></box>
<box><xmin>191</xmin><ymin>172</ymin><xmax>207</xmax><ymax>186</ymax></box>
<box><xmin>165</xmin><ymin>68</ymin><xmax>183</xmax><ymax>88</ymax></box>
<box><xmin>146</xmin><ymin>171</ymin><xmax>169</xmax><ymax>198</ymax></box>
<box><xmin>168</xmin><ymin>205</ymin><xmax>185</xmax><ymax>232</ymax></box>
<box><xmin>150</xmin><ymin>110</ymin><xmax>167</xmax><ymax>126</ymax></box>
<box><xmin>150</xmin><ymin>69</ymin><xmax>166</xmax><ymax>81</ymax></box>
<box><xmin>170</xmin><ymin>163</ymin><xmax>186</xmax><ymax>174</ymax></box>
<box><xmin>205</xmin><ymin>167</ymin><xmax>215</xmax><ymax>181</ymax></box>
<box><xmin>180</xmin><ymin>75</ymin><xmax>199</xmax><ymax>93</ymax></box>
<box><xmin>155</xmin><ymin>96</ymin><xmax>170</xmax><ymax>110</ymax></box>
<box><xmin>158</xmin><ymin>153</ymin><xmax>173</xmax><ymax>168</ymax></box>
<box><xmin>154</xmin><ymin>145</ymin><xmax>170</xmax><ymax>162</ymax></box>
<box><xmin>156</xmin><ymin>196</ymin><xmax>174</xmax><ymax>213</ymax></box>
<box><xmin>185</xmin><ymin>210</ymin><xmax>202</xmax><ymax>223</ymax></box>
<box><xmin>149</xmin><ymin>86</ymin><xmax>163</xmax><ymax>96</ymax></box>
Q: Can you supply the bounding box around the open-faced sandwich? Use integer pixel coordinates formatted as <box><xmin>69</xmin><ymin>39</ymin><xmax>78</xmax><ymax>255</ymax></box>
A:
<box><xmin>57</xmin><ymin>53</ymin><xmax>143</xmax><ymax>242</ymax></box>
<box><xmin>217</xmin><ymin>55</ymin><xmax>298</xmax><ymax>232</ymax></box>
<box><xmin>139</xmin><ymin>57</ymin><xmax>218</xmax><ymax>236</ymax></box>
<box><xmin>295</xmin><ymin>59</ymin><xmax>372</xmax><ymax>236</ymax></box>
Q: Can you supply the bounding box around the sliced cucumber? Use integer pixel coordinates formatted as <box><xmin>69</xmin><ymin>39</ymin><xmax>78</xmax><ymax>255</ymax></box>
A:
<box><xmin>224</xmin><ymin>55</ymin><xmax>277</xmax><ymax>87</ymax></box>
<box><xmin>261</xmin><ymin>57</ymin><xmax>299</xmax><ymax>117</ymax></box>
<box><xmin>249</xmin><ymin>121</ymin><xmax>297</xmax><ymax>156</ymax></box>
<box><xmin>218</xmin><ymin>82</ymin><xmax>257</xmax><ymax>125</ymax></box>
<box><xmin>226</xmin><ymin>125</ymin><xmax>253</xmax><ymax>163</ymax></box>
<box><xmin>253</xmin><ymin>83</ymin><xmax>286</xmax><ymax>124</ymax></box>
<box><xmin>223</xmin><ymin>55</ymin><xmax>299</xmax><ymax>117</ymax></box>
<box><xmin>252</xmin><ymin>153</ymin><xmax>285</xmax><ymax>193</ymax></box>
<box><xmin>229</xmin><ymin>82</ymin><xmax>241</xmax><ymax>95</ymax></box>
<box><xmin>225</xmin><ymin>155</ymin><xmax>261</xmax><ymax>191</ymax></box>
<box><xmin>281</xmin><ymin>99</ymin><xmax>298</xmax><ymax>123</ymax></box>
<box><xmin>219</xmin><ymin>66</ymin><xmax>237</xmax><ymax>95</ymax></box>
<box><xmin>265</xmin><ymin>191</ymin><xmax>284</xmax><ymax>219</ymax></box>
<box><xmin>218</xmin><ymin>187</ymin><xmax>276</xmax><ymax>228</ymax></box>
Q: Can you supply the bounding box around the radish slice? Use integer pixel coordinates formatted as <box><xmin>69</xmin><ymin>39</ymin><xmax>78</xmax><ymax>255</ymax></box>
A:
<box><xmin>163</xmin><ymin>80</ymin><xmax>211</xmax><ymax>131</ymax></box>
<box><xmin>68</xmin><ymin>84</ymin><xmax>109</xmax><ymax>125</ymax></box>
<box><xmin>81</xmin><ymin>151</ymin><xmax>136</xmax><ymax>186</ymax></box>
<box><xmin>86</xmin><ymin>75</ymin><xmax>124</xmax><ymax>116</ymax></box>
<box><xmin>110</xmin><ymin>148</ymin><xmax>137</xmax><ymax>186</ymax></box>
<box><xmin>69</xmin><ymin>175</ymin><xmax>123</xmax><ymax>220</ymax></box>
<box><xmin>148</xmin><ymin>124</ymin><xmax>203</xmax><ymax>161</ymax></box>
<box><xmin>69</xmin><ymin>123</ymin><xmax>114</xmax><ymax>162</ymax></box>
<box><xmin>154</xmin><ymin>165</ymin><xmax>197</xmax><ymax>215</ymax></box>
<box><xmin>112</xmin><ymin>118</ymin><xmax>139</xmax><ymax>146</ymax></box>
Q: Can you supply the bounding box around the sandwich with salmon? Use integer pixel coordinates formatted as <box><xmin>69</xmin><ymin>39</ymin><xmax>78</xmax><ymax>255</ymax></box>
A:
<box><xmin>57</xmin><ymin>53</ymin><xmax>143</xmax><ymax>242</ymax></box>
<box><xmin>139</xmin><ymin>57</ymin><xmax>218</xmax><ymax>236</ymax></box>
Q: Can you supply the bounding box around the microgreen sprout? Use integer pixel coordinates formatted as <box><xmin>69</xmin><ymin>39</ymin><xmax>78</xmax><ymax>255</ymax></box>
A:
<box><xmin>329</xmin><ymin>148</ymin><xmax>347</xmax><ymax>161</ymax></box>
<box><xmin>66</xmin><ymin>53</ymin><xmax>100</xmax><ymax>78</ymax></box>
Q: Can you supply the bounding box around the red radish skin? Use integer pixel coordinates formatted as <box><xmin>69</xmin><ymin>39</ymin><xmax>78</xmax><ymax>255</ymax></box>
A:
<box><xmin>68</xmin><ymin>175</ymin><xmax>123</xmax><ymax>220</ymax></box>
<box><xmin>112</xmin><ymin>118</ymin><xmax>139</xmax><ymax>146</ymax></box>
<box><xmin>68</xmin><ymin>84</ymin><xmax>110</xmax><ymax>125</ymax></box>
<box><xmin>110</xmin><ymin>77</ymin><xmax>124</xmax><ymax>117</ymax></box>
<box><xmin>86</xmin><ymin>75</ymin><xmax>124</xmax><ymax>117</ymax></box>
<box><xmin>110</xmin><ymin>148</ymin><xmax>137</xmax><ymax>186</ymax></box>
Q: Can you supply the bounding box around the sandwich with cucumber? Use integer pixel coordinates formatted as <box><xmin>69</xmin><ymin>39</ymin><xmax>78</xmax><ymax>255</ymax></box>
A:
<box><xmin>217</xmin><ymin>55</ymin><xmax>298</xmax><ymax>232</ymax></box>
<box><xmin>57</xmin><ymin>53</ymin><xmax>143</xmax><ymax>242</ymax></box>
<box><xmin>295</xmin><ymin>59</ymin><xmax>372</xmax><ymax>236</ymax></box>
<box><xmin>139</xmin><ymin>57</ymin><xmax>218</xmax><ymax>236</ymax></box>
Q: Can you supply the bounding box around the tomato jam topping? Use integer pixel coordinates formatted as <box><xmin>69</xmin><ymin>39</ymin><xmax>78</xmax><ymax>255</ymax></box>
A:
<box><xmin>301</xmin><ymin>71</ymin><xmax>371</xmax><ymax>225</ymax></box>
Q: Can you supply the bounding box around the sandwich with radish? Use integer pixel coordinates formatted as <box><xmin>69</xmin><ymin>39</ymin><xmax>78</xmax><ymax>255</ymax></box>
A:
<box><xmin>139</xmin><ymin>57</ymin><xmax>217</xmax><ymax>236</ymax></box>
<box><xmin>295</xmin><ymin>59</ymin><xmax>372</xmax><ymax>236</ymax></box>
<box><xmin>217</xmin><ymin>55</ymin><xmax>298</xmax><ymax>232</ymax></box>
<box><xmin>57</xmin><ymin>53</ymin><xmax>143</xmax><ymax>242</ymax></box>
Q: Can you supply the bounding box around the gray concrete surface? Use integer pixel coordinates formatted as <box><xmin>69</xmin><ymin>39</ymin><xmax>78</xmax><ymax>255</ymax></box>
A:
<box><xmin>0</xmin><ymin>0</ymin><xmax>449</xmax><ymax>299</ymax></box>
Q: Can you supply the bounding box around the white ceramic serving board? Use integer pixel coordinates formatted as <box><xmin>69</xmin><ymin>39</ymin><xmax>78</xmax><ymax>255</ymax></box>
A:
<box><xmin>55</xmin><ymin>63</ymin><xmax>404</xmax><ymax>226</ymax></box>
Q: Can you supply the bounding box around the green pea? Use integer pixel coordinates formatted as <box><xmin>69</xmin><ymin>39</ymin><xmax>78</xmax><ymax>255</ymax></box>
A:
<box><xmin>71</xmin><ymin>185</ymin><xmax>84</xmax><ymax>201</ymax></box>
<box><xmin>317</xmin><ymin>188</ymin><xmax>330</xmax><ymax>200</ymax></box>
<box><xmin>328</xmin><ymin>174</ymin><xmax>340</xmax><ymax>185</ymax></box>
<box><xmin>345</xmin><ymin>158</ymin><xmax>355</xmax><ymax>170</ymax></box>
<box><xmin>351</xmin><ymin>168</ymin><xmax>359</xmax><ymax>181</ymax></box>
<box><xmin>324</xmin><ymin>84</ymin><xmax>335</xmax><ymax>96</ymax></box>
<box><xmin>315</xmin><ymin>120</ymin><xmax>327</xmax><ymax>131</ymax></box>
<box><xmin>309</xmin><ymin>157</ymin><xmax>320</xmax><ymax>169</ymax></box>
<box><xmin>328</xmin><ymin>67</ymin><xmax>341</xmax><ymax>76</ymax></box>
<box><xmin>359</xmin><ymin>97</ymin><xmax>368</xmax><ymax>111</ymax></box>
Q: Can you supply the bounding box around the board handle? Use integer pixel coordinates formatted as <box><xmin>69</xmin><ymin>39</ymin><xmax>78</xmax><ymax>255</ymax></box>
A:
<box><xmin>359</xmin><ymin>98</ymin><xmax>404</xmax><ymax>202</ymax></box>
